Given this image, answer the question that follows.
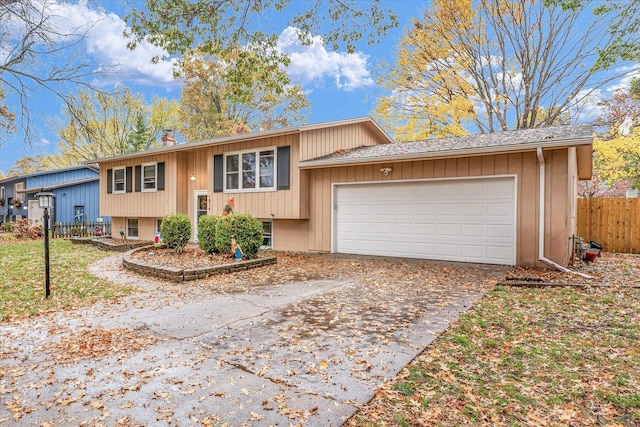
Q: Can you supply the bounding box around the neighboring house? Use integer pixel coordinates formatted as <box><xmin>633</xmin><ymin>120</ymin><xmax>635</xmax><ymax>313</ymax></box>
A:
<box><xmin>93</xmin><ymin>117</ymin><xmax>593</xmax><ymax>268</ymax></box>
<box><xmin>0</xmin><ymin>165</ymin><xmax>107</xmax><ymax>225</ymax></box>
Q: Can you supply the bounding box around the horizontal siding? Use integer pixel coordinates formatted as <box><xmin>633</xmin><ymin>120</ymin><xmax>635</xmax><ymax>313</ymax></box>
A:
<box><xmin>27</xmin><ymin>167</ymin><xmax>98</xmax><ymax>188</ymax></box>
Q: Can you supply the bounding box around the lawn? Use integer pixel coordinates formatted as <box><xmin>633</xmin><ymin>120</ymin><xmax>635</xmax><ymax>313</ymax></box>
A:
<box><xmin>347</xmin><ymin>284</ymin><xmax>639</xmax><ymax>426</ymax></box>
<box><xmin>0</xmin><ymin>237</ymin><xmax>132</xmax><ymax>321</ymax></box>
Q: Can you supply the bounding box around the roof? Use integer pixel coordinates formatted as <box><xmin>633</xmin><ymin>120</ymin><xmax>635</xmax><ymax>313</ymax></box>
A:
<box><xmin>299</xmin><ymin>123</ymin><xmax>594</xmax><ymax>168</ymax></box>
<box><xmin>23</xmin><ymin>177</ymin><xmax>99</xmax><ymax>193</ymax></box>
<box><xmin>0</xmin><ymin>165</ymin><xmax>99</xmax><ymax>183</ymax></box>
<box><xmin>90</xmin><ymin>117</ymin><xmax>393</xmax><ymax>164</ymax></box>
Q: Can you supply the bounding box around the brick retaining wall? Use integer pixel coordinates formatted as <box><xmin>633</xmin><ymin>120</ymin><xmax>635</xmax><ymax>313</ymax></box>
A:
<box><xmin>122</xmin><ymin>248</ymin><xmax>277</xmax><ymax>282</ymax></box>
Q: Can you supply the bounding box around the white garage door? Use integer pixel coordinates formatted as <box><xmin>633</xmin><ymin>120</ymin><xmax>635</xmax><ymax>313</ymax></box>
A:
<box><xmin>334</xmin><ymin>177</ymin><xmax>516</xmax><ymax>265</ymax></box>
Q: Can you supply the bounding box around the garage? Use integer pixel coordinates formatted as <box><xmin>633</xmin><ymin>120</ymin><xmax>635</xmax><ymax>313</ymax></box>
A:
<box><xmin>333</xmin><ymin>176</ymin><xmax>516</xmax><ymax>265</ymax></box>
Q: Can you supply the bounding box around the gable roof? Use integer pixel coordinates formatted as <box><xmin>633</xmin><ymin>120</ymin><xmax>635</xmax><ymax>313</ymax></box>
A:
<box><xmin>90</xmin><ymin>117</ymin><xmax>393</xmax><ymax>164</ymax></box>
<box><xmin>299</xmin><ymin>123</ymin><xmax>593</xmax><ymax>168</ymax></box>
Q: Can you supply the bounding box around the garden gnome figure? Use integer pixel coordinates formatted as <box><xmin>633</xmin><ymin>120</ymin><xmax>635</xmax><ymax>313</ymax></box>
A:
<box><xmin>119</xmin><ymin>226</ymin><xmax>125</xmax><ymax>242</ymax></box>
<box><xmin>230</xmin><ymin>237</ymin><xmax>243</xmax><ymax>260</ymax></box>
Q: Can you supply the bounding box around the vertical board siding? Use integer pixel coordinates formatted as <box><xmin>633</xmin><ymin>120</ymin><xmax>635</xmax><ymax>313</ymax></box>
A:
<box><xmin>577</xmin><ymin>198</ymin><xmax>640</xmax><ymax>253</ymax></box>
<box><xmin>307</xmin><ymin>150</ymin><xmax>570</xmax><ymax>267</ymax></box>
<box><xmin>300</xmin><ymin>123</ymin><xmax>388</xmax><ymax>161</ymax></box>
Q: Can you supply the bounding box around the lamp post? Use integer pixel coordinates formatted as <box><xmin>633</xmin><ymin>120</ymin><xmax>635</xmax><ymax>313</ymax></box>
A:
<box><xmin>36</xmin><ymin>191</ymin><xmax>54</xmax><ymax>298</ymax></box>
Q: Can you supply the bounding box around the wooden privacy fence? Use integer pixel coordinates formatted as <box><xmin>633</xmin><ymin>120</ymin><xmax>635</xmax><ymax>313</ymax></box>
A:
<box><xmin>577</xmin><ymin>198</ymin><xmax>640</xmax><ymax>254</ymax></box>
<box><xmin>53</xmin><ymin>221</ymin><xmax>112</xmax><ymax>238</ymax></box>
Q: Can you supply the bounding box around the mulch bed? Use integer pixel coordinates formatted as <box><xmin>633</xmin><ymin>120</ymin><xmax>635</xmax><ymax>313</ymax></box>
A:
<box><xmin>129</xmin><ymin>246</ymin><xmax>264</xmax><ymax>270</ymax></box>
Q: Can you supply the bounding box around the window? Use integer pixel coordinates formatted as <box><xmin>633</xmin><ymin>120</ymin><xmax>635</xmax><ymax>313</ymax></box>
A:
<box><xmin>142</xmin><ymin>162</ymin><xmax>157</xmax><ymax>192</ymax></box>
<box><xmin>0</xmin><ymin>186</ymin><xmax>4</xmax><ymax>200</ymax></box>
<box><xmin>113</xmin><ymin>167</ymin><xmax>126</xmax><ymax>193</ymax></box>
<box><xmin>156</xmin><ymin>218</ymin><xmax>163</xmax><ymax>234</ymax></box>
<box><xmin>261</xmin><ymin>220</ymin><xmax>272</xmax><ymax>249</ymax></box>
<box><xmin>14</xmin><ymin>182</ymin><xmax>25</xmax><ymax>203</ymax></box>
<box><xmin>127</xmin><ymin>218</ymin><xmax>139</xmax><ymax>239</ymax></box>
<box><xmin>225</xmin><ymin>148</ymin><xmax>276</xmax><ymax>191</ymax></box>
<box><xmin>74</xmin><ymin>206</ymin><xmax>85</xmax><ymax>223</ymax></box>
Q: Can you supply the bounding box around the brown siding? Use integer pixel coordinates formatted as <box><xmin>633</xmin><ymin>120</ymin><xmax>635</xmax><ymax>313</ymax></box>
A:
<box><xmin>273</xmin><ymin>220</ymin><xmax>309</xmax><ymax>251</ymax></box>
<box><xmin>307</xmin><ymin>149</ymin><xmax>573</xmax><ymax>267</ymax></box>
<box><xmin>100</xmin><ymin>153</ymin><xmax>177</xmax><ymax>218</ymax></box>
<box><xmin>206</xmin><ymin>133</ymin><xmax>305</xmax><ymax>220</ymax></box>
<box><xmin>299</xmin><ymin>123</ymin><xmax>387</xmax><ymax>161</ymax></box>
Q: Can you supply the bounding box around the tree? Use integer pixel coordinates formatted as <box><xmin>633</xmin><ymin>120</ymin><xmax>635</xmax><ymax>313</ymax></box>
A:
<box><xmin>124</xmin><ymin>1</ymin><xmax>398</xmax><ymax>103</ymax></box>
<box><xmin>128</xmin><ymin>113</ymin><xmax>155</xmax><ymax>152</ymax></box>
<box><xmin>548</xmin><ymin>0</ymin><xmax>640</xmax><ymax>69</ymax></box>
<box><xmin>0</xmin><ymin>0</ymin><xmax>105</xmax><ymax>144</ymax></box>
<box><xmin>179</xmin><ymin>48</ymin><xmax>309</xmax><ymax>141</ymax></box>
<box><xmin>52</xmin><ymin>88</ymin><xmax>181</xmax><ymax>166</ymax></box>
<box><xmin>375</xmin><ymin>0</ymin><xmax>634</xmax><ymax>140</ymax></box>
<box><xmin>592</xmin><ymin>88</ymin><xmax>640</xmax><ymax>187</ymax></box>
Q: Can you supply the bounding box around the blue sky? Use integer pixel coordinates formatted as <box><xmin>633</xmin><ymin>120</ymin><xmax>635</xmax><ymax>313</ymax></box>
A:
<box><xmin>0</xmin><ymin>0</ymin><xmax>423</xmax><ymax>174</ymax></box>
<box><xmin>0</xmin><ymin>0</ymin><xmax>637</xmax><ymax>175</ymax></box>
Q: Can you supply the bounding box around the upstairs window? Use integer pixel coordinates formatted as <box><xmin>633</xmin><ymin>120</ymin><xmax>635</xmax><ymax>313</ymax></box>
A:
<box><xmin>142</xmin><ymin>162</ymin><xmax>157</xmax><ymax>192</ymax></box>
<box><xmin>224</xmin><ymin>148</ymin><xmax>275</xmax><ymax>191</ymax></box>
<box><xmin>113</xmin><ymin>167</ymin><xmax>126</xmax><ymax>193</ymax></box>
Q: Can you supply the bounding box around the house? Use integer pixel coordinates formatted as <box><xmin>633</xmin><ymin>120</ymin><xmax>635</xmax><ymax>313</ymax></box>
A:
<box><xmin>0</xmin><ymin>165</ymin><xmax>107</xmax><ymax>226</ymax></box>
<box><xmin>93</xmin><ymin>118</ymin><xmax>593</xmax><ymax>268</ymax></box>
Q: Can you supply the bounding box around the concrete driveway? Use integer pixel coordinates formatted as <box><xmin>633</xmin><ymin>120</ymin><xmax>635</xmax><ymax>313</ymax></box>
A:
<box><xmin>0</xmin><ymin>253</ymin><xmax>509</xmax><ymax>426</ymax></box>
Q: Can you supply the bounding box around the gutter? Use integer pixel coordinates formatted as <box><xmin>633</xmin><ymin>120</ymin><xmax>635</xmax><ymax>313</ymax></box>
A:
<box><xmin>536</xmin><ymin>147</ymin><xmax>593</xmax><ymax>279</ymax></box>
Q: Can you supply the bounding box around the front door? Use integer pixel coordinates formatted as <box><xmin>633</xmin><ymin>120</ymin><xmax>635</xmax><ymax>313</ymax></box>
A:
<box><xmin>193</xmin><ymin>190</ymin><xmax>208</xmax><ymax>242</ymax></box>
<box><xmin>28</xmin><ymin>200</ymin><xmax>47</xmax><ymax>227</ymax></box>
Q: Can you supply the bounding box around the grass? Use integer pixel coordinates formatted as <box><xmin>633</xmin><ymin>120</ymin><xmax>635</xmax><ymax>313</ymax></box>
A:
<box><xmin>348</xmin><ymin>285</ymin><xmax>640</xmax><ymax>426</ymax></box>
<box><xmin>0</xmin><ymin>238</ymin><xmax>132</xmax><ymax>321</ymax></box>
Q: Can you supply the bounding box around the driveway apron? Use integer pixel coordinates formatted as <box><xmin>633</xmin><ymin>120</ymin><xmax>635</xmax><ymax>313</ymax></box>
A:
<box><xmin>0</xmin><ymin>253</ymin><xmax>508</xmax><ymax>426</ymax></box>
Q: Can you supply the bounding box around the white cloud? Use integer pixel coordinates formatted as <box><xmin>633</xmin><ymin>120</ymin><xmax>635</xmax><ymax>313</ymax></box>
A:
<box><xmin>277</xmin><ymin>27</ymin><xmax>373</xmax><ymax>91</ymax></box>
<box><xmin>0</xmin><ymin>0</ymin><xmax>180</xmax><ymax>89</ymax></box>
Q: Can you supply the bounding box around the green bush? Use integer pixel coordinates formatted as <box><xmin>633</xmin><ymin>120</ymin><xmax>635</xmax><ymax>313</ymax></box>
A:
<box><xmin>215</xmin><ymin>213</ymin><xmax>263</xmax><ymax>259</ymax></box>
<box><xmin>161</xmin><ymin>214</ymin><xmax>191</xmax><ymax>253</ymax></box>
<box><xmin>197</xmin><ymin>215</ymin><xmax>219</xmax><ymax>254</ymax></box>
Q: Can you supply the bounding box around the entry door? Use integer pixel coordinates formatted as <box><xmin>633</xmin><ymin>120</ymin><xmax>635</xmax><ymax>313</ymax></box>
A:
<box><xmin>28</xmin><ymin>200</ymin><xmax>48</xmax><ymax>227</ymax></box>
<box><xmin>193</xmin><ymin>190</ymin><xmax>208</xmax><ymax>242</ymax></box>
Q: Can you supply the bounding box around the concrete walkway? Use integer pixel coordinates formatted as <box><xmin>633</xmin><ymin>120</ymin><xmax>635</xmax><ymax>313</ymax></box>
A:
<box><xmin>0</xmin><ymin>253</ymin><xmax>508</xmax><ymax>426</ymax></box>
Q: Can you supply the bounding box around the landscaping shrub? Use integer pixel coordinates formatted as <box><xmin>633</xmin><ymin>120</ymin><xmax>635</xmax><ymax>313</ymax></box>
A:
<box><xmin>160</xmin><ymin>214</ymin><xmax>191</xmax><ymax>253</ymax></box>
<box><xmin>215</xmin><ymin>213</ymin><xmax>263</xmax><ymax>259</ymax></box>
<box><xmin>197</xmin><ymin>215</ymin><xmax>219</xmax><ymax>254</ymax></box>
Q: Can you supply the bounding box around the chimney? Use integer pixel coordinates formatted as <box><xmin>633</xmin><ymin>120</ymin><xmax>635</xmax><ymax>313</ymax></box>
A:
<box><xmin>161</xmin><ymin>129</ymin><xmax>176</xmax><ymax>147</ymax></box>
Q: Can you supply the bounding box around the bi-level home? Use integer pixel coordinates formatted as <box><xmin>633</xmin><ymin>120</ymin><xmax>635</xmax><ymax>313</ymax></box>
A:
<box><xmin>0</xmin><ymin>165</ymin><xmax>106</xmax><ymax>225</ymax></box>
<box><xmin>93</xmin><ymin>117</ymin><xmax>593</xmax><ymax>268</ymax></box>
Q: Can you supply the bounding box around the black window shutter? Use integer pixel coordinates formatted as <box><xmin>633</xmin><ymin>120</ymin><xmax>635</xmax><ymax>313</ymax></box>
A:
<box><xmin>214</xmin><ymin>154</ymin><xmax>223</xmax><ymax>193</ymax></box>
<box><xmin>126</xmin><ymin>167</ymin><xmax>133</xmax><ymax>193</ymax></box>
<box><xmin>277</xmin><ymin>146</ymin><xmax>290</xmax><ymax>190</ymax></box>
<box><xmin>106</xmin><ymin>169</ymin><xmax>113</xmax><ymax>194</ymax></box>
<box><xmin>157</xmin><ymin>162</ymin><xmax>165</xmax><ymax>191</ymax></box>
<box><xmin>135</xmin><ymin>165</ymin><xmax>142</xmax><ymax>192</ymax></box>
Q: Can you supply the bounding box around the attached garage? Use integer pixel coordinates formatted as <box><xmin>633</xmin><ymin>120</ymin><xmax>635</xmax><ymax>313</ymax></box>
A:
<box><xmin>333</xmin><ymin>176</ymin><xmax>516</xmax><ymax>265</ymax></box>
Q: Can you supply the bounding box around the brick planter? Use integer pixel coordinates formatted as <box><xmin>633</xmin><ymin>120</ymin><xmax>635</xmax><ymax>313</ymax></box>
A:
<box><xmin>122</xmin><ymin>247</ymin><xmax>276</xmax><ymax>282</ymax></box>
<box><xmin>71</xmin><ymin>237</ymin><xmax>154</xmax><ymax>252</ymax></box>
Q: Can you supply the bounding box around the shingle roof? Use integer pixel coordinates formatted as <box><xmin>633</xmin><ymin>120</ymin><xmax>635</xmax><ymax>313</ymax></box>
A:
<box><xmin>300</xmin><ymin>123</ymin><xmax>593</xmax><ymax>167</ymax></box>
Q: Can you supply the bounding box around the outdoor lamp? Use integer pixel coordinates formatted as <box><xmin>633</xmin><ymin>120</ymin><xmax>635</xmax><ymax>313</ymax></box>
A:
<box><xmin>37</xmin><ymin>191</ymin><xmax>54</xmax><ymax>209</ymax></box>
<box><xmin>35</xmin><ymin>191</ymin><xmax>54</xmax><ymax>298</ymax></box>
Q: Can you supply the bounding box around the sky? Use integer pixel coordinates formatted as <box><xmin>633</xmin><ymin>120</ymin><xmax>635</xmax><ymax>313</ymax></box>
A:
<box><xmin>0</xmin><ymin>0</ymin><xmax>637</xmax><ymax>175</ymax></box>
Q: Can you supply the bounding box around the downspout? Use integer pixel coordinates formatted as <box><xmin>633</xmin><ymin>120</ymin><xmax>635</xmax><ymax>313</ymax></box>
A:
<box><xmin>537</xmin><ymin>148</ymin><xmax>593</xmax><ymax>278</ymax></box>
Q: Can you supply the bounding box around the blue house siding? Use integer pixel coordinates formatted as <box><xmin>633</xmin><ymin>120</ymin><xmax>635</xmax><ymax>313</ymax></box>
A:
<box><xmin>0</xmin><ymin>166</ymin><xmax>107</xmax><ymax>224</ymax></box>
<box><xmin>51</xmin><ymin>181</ymin><xmax>107</xmax><ymax>223</ymax></box>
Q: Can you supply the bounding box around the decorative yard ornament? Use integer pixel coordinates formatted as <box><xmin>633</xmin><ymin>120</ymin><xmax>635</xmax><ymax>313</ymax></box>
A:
<box><xmin>231</xmin><ymin>237</ymin><xmax>243</xmax><ymax>260</ymax></box>
<box><xmin>222</xmin><ymin>196</ymin><xmax>234</xmax><ymax>216</ymax></box>
<box><xmin>119</xmin><ymin>227</ymin><xmax>125</xmax><ymax>241</ymax></box>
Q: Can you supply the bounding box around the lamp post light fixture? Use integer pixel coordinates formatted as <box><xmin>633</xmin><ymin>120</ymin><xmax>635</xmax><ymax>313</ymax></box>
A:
<box><xmin>36</xmin><ymin>191</ymin><xmax>54</xmax><ymax>298</ymax></box>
